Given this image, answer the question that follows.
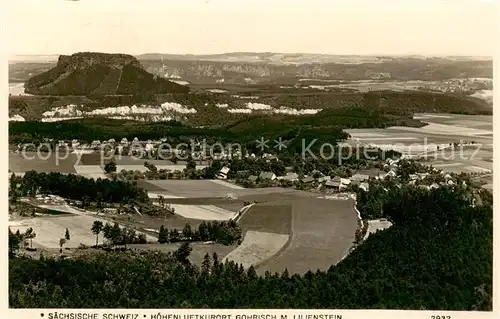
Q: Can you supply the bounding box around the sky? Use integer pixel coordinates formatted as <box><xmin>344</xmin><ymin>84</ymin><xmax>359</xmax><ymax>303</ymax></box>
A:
<box><xmin>3</xmin><ymin>0</ymin><xmax>499</xmax><ymax>57</ymax></box>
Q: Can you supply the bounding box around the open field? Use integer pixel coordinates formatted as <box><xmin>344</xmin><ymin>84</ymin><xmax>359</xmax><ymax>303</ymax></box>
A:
<box><xmin>222</xmin><ymin>231</ymin><xmax>290</xmax><ymax>269</ymax></box>
<box><xmin>140</xmin><ymin>180</ymin><xmax>302</xmax><ymax>198</ymax></box>
<box><xmin>256</xmin><ymin>198</ymin><xmax>358</xmax><ymax>275</ymax></box>
<box><xmin>345</xmin><ymin>113</ymin><xmax>493</xmax><ymax>176</ymax></box>
<box><xmin>9</xmin><ymin>203</ymin><xmax>158</xmax><ymax>249</ymax></box>
<box><xmin>9</xmin><ymin>152</ymin><xmax>77</xmax><ymax>173</ymax></box>
<box><xmin>170</xmin><ymin>204</ymin><xmax>236</xmax><ymax>220</ymax></box>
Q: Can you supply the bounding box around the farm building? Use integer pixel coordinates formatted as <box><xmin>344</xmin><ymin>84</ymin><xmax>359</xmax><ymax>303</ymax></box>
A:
<box><xmin>218</xmin><ymin>167</ymin><xmax>230</xmax><ymax>179</ymax></box>
<box><xmin>317</xmin><ymin>176</ymin><xmax>331</xmax><ymax>183</ymax></box>
<box><xmin>325</xmin><ymin>176</ymin><xmax>350</xmax><ymax>190</ymax></box>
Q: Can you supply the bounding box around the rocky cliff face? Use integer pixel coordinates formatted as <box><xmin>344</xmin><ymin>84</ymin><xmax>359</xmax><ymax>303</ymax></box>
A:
<box><xmin>57</xmin><ymin>52</ymin><xmax>142</xmax><ymax>70</ymax></box>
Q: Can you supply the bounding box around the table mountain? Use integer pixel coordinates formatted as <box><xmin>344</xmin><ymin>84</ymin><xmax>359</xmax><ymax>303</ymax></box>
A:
<box><xmin>24</xmin><ymin>52</ymin><xmax>189</xmax><ymax>97</ymax></box>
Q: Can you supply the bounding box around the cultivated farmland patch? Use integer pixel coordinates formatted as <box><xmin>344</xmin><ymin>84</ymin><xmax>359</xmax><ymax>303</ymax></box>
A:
<box><xmin>238</xmin><ymin>204</ymin><xmax>292</xmax><ymax>235</ymax></box>
<box><xmin>256</xmin><ymin>198</ymin><xmax>357</xmax><ymax>275</ymax></box>
<box><xmin>9</xmin><ymin>151</ymin><xmax>77</xmax><ymax>173</ymax></box>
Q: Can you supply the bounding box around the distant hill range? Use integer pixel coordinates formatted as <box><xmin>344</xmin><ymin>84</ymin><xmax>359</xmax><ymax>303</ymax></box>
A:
<box><xmin>137</xmin><ymin>52</ymin><xmax>492</xmax><ymax>64</ymax></box>
<box><xmin>23</xmin><ymin>52</ymin><xmax>189</xmax><ymax>96</ymax></box>
<box><xmin>10</xmin><ymin>52</ymin><xmax>493</xmax><ymax>86</ymax></box>
<box><xmin>11</xmin><ymin>52</ymin><xmax>492</xmax><ymax>64</ymax></box>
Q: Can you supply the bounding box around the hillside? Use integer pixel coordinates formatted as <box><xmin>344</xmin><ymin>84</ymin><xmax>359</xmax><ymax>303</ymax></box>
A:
<box><xmin>24</xmin><ymin>52</ymin><xmax>189</xmax><ymax>97</ymax></box>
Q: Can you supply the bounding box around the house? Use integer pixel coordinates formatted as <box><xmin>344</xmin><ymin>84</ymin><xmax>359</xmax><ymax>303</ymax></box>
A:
<box><xmin>417</xmin><ymin>172</ymin><xmax>430</xmax><ymax>179</ymax></box>
<box><xmin>325</xmin><ymin>176</ymin><xmax>349</xmax><ymax>191</ymax></box>
<box><xmin>90</xmin><ymin>140</ymin><xmax>101</xmax><ymax>148</ymax></box>
<box><xmin>409</xmin><ymin>174</ymin><xmax>419</xmax><ymax>181</ymax></box>
<box><xmin>120</xmin><ymin>138</ymin><xmax>128</xmax><ymax>145</ymax></box>
<box><xmin>248</xmin><ymin>175</ymin><xmax>258</xmax><ymax>183</ymax></box>
<box><xmin>386</xmin><ymin>170</ymin><xmax>397</xmax><ymax>178</ymax></box>
<box><xmin>317</xmin><ymin>176</ymin><xmax>331</xmax><ymax>183</ymax></box>
<box><xmin>359</xmin><ymin>182</ymin><xmax>369</xmax><ymax>192</ymax></box>
<box><xmin>71</xmin><ymin>139</ymin><xmax>80</xmax><ymax>147</ymax></box>
<box><xmin>444</xmin><ymin>173</ymin><xmax>452</xmax><ymax>180</ymax></box>
<box><xmin>218</xmin><ymin>167</ymin><xmax>230</xmax><ymax>179</ymax></box>
<box><xmin>145</xmin><ymin>142</ymin><xmax>154</xmax><ymax>152</ymax></box>
<box><xmin>351</xmin><ymin>174</ymin><xmax>369</xmax><ymax>182</ymax></box>
<box><xmin>340</xmin><ymin>177</ymin><xmax>351</xmax><ymax>185</ymax></box>
<box><xmin>430</xmin><ymin>183</ymin><xmax>439</xmax><ymax>189</ymax></box>
<box><xmin>387</xmin><ymin>158</ymin><xmax>399</xmax><ymax>166</ymax></box>
<box><xmin>325</xmin><ymin>179</ymin><xmax>341</xmax><ymax>189</ymax></box>
<box><xmin>259</xmin><ymin>171</ymin><xmax>276</xmax><ymax>181</ymax></box>
<box><xmin>447</xmin><ymin>179</ymin><xmax>456</xmax><ymax>186</ymax></box>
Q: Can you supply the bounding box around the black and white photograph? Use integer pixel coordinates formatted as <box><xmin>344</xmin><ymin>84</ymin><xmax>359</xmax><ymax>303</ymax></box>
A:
<box><xmin>4</xmin><ymin>0</ymin><xmax>497</xmax><ymax>316</ymax></box>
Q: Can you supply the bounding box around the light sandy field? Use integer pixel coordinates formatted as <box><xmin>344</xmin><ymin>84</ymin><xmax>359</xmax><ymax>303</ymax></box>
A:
<box><xmin>170</xmin><ymin>204</ymin><xmax>236</xmax><ymax>220</ymax></box>
<box><xmin>147</xmin><ymin>192</ymin><xmax>184</xmax><ymax>199</ymax></box>
<box><xmin>9</xmin><ymin>204</ymin><xmax>157</xmax><ymax>248</ymax></box>
<box><xmin>10</xmin><ymin>215</ymin><xmax>107</xmax><ymax>248</ymax></box>
<box><xmin>363</xmin><ymin>219</ymin><xmax>393</xmax><ymax>240</ymax></box>
<box><xmin>348</xmin><ymin>132</ymin><xmax>387</xmax><ymax>138</ymax></box>
<box><xmin>414</xmin><ymin>114</ymin><xmax>454</xmax><ymax>119</ymax></box>
<box><xmin>360</xmin><ymin>137</ymin><xmax>419</xmax><ymax>141</ymax></box>
<box><xmin>389</xmin><ymin>123</ymin><xmax>492</xmax><ymax>137</ymax></box>
<box><xmin>465</xmin><ymin>165</ymin><xmax>491</xmax><ymax>173</ymax></box>
<box><xmin>74</xmin><ymin>165</ymin><xmax>104</xmax><ymax>173</ymax></box>
<box><xmin>222</xmin><ymin>231</ymin><xmax>289</xmax><ymax>268</ymax></box>
<box><xmin>209</xmin><ymin>179</ymin><xmax>245</xmax><ymax>189</ymax></box>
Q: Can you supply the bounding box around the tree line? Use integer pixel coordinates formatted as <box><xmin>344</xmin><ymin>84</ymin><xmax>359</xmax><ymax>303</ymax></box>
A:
<box><xmin>10</xmin><ymin>171</ymin><xmax>149</xmax><ymax>207</ymax></box>
<box><xmin>158</xmin><ymin>220</ymin><xmax>242</xmax><ymax>246</ymax></box>
<box><xmin>90</xmin><ymin>221</ymin><xmax>147</xmax><ymax>248</ymax></box>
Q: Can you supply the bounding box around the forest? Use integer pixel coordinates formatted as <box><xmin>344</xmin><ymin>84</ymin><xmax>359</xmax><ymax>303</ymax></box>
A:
<box><xmin>9</xmin><ymin>186</ymin><xmax>492</xmax><ymax>310</ymax></box>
